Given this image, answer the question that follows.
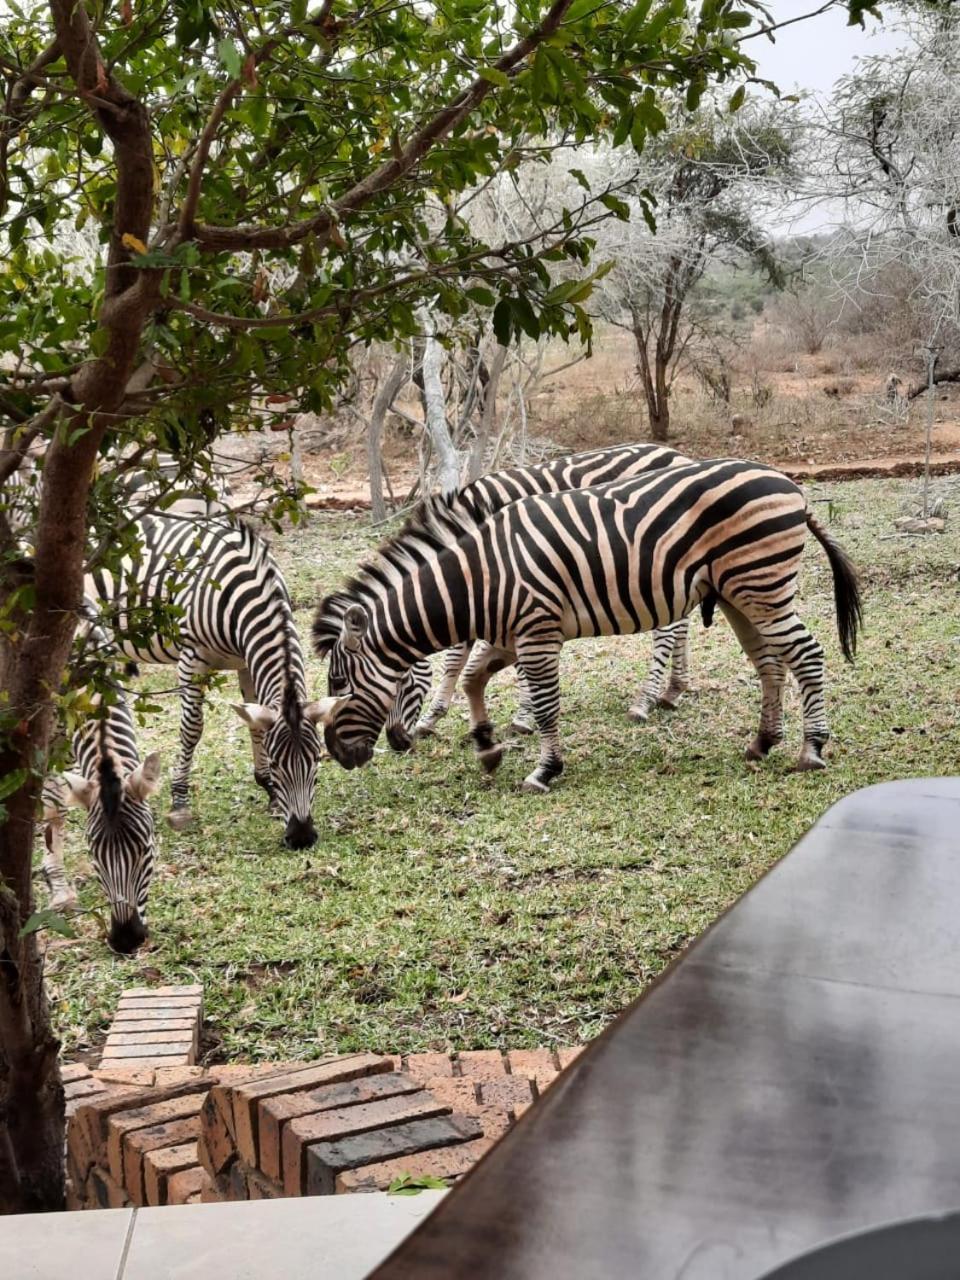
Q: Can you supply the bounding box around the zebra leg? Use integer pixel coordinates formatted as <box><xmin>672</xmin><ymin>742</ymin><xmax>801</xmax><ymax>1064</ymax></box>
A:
<box><xmin>757</xmin><ymin>611</ymin><xmax>829</xmax><ymax>771</ymax></box>
<box><xmin>416</xmin><ymin>643</ymin><xmax>472</xmax><ymax>736</ymax></box>
<box><xmin>462</xmin><ymin>645</ymin><xmax>516</xmax><ymax>774</ymax></box>
<box><xmin>41</xmin><ymin>785</ymin><xmax>79</xmax><ymax>912</ymax></box>
<box><xmin>719</xmin><ymin>602</ymin><xmax>791</xmax><ymax>764</ymax></box>
<box><xmin>516</xmin><ymin>638</ymin><xmax>565</xmax><ymax>794</ymax></box>
<box><xmin>510</xmin><ymin>669</ymin><xmax>537</xmax><ymax>736</ymax></box>
<box><xmin>662</xmin><ymin>617</ymin><xmax>692</xmax><ymax>707</ymax></box>
<box><xmin>628</xmin><ymin>624</ymin><xmax>677</xmax><ymax>722</ymax></box>
<box><xmin>238</xmin><ymin>668</ymin><xmax>281</xmax><ymax>815</ymax></box>
<box><xmin>169</xmin><ymin>651</ymin><xmax>208</xmax><ymax>830</ymax></box>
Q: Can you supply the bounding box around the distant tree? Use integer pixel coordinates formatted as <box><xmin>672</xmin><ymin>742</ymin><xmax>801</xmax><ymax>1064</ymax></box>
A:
<box><xmin>594</xmin><ymin>107</ymin><xmax>795</xmax><ymax>440</ymax></box>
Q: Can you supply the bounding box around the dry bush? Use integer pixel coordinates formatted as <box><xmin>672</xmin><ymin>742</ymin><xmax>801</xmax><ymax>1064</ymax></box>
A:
<box><xmin>774</xmin><ymin>292</ymin><xmax>836</xmax><ymax>356</ymax></box>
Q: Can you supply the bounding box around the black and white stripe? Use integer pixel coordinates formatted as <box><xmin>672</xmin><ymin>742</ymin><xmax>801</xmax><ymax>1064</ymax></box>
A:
<box><xmin>313</xmin><ymin>459</ymin><xmax>862</xmax><ymax>792</ymax></box>
<box><xmin>42</xmin><ymin>621</ymin><xmax>161</xmax><ymax>953</ymax></box>
<box><xmin>90</xmin><ymin>514</ymin><xmax>322</xmax><ymax>848</ymax></box>
<box><xmin>410</xmin><ymin>443</ymin><xmax>696</xmax><ymax>737</ymax></box>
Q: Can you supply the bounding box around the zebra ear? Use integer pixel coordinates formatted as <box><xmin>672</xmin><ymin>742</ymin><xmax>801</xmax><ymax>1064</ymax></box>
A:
<box><xmin>125</xmin><ymin>752</ymin><xmax>162</xmax><ymax>801</ymax></box>
<box><xmin>304</xmin><ymin>696</ymin><xmax>348</xmax><ymax>726</ymax></box>
<box><xmin>62</xmin><ymin>771</ymin><xmax>95</xmax><ymax>811</ymax></box>
<box><xmin>341</xmin><ymin>604</ymin><xmax>368</xmax><ymax>653</ymax></box>
<box><xmin>231</xmin><ymin>703</ymin><xmax>279</xmax><ymax>732</ymax></box>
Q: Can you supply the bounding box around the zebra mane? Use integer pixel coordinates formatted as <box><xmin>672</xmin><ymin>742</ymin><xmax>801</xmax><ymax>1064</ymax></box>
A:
<box><xmin>312</xmin><ymin>489</ymin><xmax>492</xmax><ymax>657</ymax></box>
<box><xmin>97</xmin><ymin>721</ymin><xmax>124</xmax><ymax>823</ymax></box>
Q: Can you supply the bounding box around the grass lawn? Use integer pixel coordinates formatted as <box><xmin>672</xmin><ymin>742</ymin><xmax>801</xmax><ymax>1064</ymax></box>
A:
<box><xmin>44</xmin><ymin>477</ymin><xmax>960</xmax><ymax>1062</ymax></box>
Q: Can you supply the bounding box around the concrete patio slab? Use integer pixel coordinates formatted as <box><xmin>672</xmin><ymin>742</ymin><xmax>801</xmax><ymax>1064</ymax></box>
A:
<box><xmin>0</xmin><ymin>1205</ymin><xmax>132</xmax><ymax>1279</ymax></box>
<box><xmin>0</xmin><ymin>1192</ymin><xmax>445</xmax><ymax>1280</ymax></box>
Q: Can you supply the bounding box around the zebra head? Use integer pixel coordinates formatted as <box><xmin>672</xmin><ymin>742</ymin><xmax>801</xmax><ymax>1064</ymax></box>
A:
<box><xmin>232</xmin><ymin>686</ymin><xmax>322</xmax><ymax>849</ymax></box>
<box><xmin>313</xmin><ymin>603</ymin><xmax>408</xmax><ymax>770</ymax></box>
<box><xmin>383</xmin><ymin>660</ymin><xmax>433</xmax><ymax>752</ymax></box>
<box><xmin>61</xmin><ymin>751</ymin><xmax>162</xmax><ymax>954</ymax></box>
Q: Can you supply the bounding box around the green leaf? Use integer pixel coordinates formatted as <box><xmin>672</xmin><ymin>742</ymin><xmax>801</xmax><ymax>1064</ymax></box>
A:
<box><xmin>466</xmin><ymin>287</ymin><xmax>497</xmax><ymax>307</ymax></box>
<box><xmin>19</xmin><ymin>909</ymin><xmax>78</xmax><ymax>940</ymax></box>
<box><xmin>569</xmin><ymin>168</ymin><xmax>591</xmax><ymax>192</ymax></box>
<box><xmin>492</xmin><ymin>298</ymin><xmax>512</xmax><ymax>346</ymax></box>
<box><xmin>388</xmin><ymin>1173</ymin><xmax>450</xmax><ymax>1195</ymax></box>
<box><xmin>728</xmin><ymin>84</ymin><xmax>746</xmax><ymax>113</ymax></box>
<box><xmin>623</xmin><ymin>0</ymin><xmax>654</xmax><ymax>39</ymax></box>
<box><xmin>217</xmin><ymin>38</ymin><xmax>242</xmax><ymax>79</ymax></box>
<box><xmin>510</xmin><ymin>294</ymin><xmax>540</xmax><ymax>341</ymax></box>
<box><xmin>564</xmin><ymin>0</ymin><xmax>602</xmax><ymax>22</ymax></box>
<box><xmin>478</xmin><ymin>66</ymin><xmax>509</xmax><ymax>89</ymax></box>
<box><xmin>0</xmin><ymin>769</ymin><xmax>28</xmax><ymax>801</ymax></box>
<box><xmin>599</xmin><ymin>193</ymin><xmax>630</xmax><ymax>220</ymax></box>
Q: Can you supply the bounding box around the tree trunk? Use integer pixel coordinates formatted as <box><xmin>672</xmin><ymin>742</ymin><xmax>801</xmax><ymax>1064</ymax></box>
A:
<box><xmin>466</xmin><ymin>343</ymin><xmax>507</xmax><ymax>482</ymax></box>
<box><xmin>367</xmin><ymin>357</ymin><xmax>408</xmax><ymax>522</ymax></box>
<box><xmin>632</xmin><ymin>317</ymin><xmax>669</xmax><ymax>442</ymax></box>
<box><xmin>416</xmin><ymin>310</ymin><xmax>461</xmax><ymax>497</ymax></box>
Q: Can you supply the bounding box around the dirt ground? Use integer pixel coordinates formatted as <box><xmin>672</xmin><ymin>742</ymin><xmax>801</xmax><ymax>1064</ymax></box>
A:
<box><xmin>243</xmin><ymin>325</ymin><xmax>960</xmax><ymax>508</ymax></box>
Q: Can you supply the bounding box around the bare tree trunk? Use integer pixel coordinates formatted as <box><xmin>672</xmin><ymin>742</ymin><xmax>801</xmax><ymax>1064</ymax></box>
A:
<box><xmin>633</xmin><ymin>318</ymin><xmax>669</xmax><ymax>442</ymax></box>
<box><xmin>367</xmin><ymin>357</ymin><xmax>408</xmax><ymax>522</ymax></box>
<box><xmin>466</xmin><ymin>343</ymin><xmax>507</xmax><ymax>482</ymax></box>
<box><xmin>416</xmin><ymin>310</ymin><xmax>461</xmax><ymax>496</ymax></box>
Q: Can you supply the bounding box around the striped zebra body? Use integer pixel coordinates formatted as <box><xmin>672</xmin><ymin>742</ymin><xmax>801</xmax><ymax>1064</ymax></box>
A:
<box><xmin>412</xmin><ymin>443</ymin><xmax>695</xmax><ymax>737</ymax></box>
<box><xmin>42</xmin><ymin>620</ymin><xmax>162</xmax><ymax>953</ymax></box>
<box><xmin>89</xmin><ymin>514</ymin><xmax>322</xmax><ymax>848</ymax></box>
<box><xmin>313</xmin><ymin>459</ymin><xmax>862</xmax><ymax>792</ymax></box>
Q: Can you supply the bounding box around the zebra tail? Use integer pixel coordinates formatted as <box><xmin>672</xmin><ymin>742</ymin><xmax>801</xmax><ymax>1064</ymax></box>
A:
<box><xmin>805</xmin><ymin>509</ymin><xmax>863</xmax><ymax>663</ymax></box>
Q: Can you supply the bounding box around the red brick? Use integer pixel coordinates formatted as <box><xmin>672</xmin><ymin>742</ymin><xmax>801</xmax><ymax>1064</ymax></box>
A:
<box><xmin>107</xmin><ymin>1017</ymin><xmax>198</xmax><ymax>1034</ymax></box>
<box><xmin>105</xmin><ymin>1029</ymin><xmax>197</xmax><ymax>1048</ymax></box>
<box><xmin>247</xmin><ymin>1169</ymin><xmax>282</xmax><ymax>1200</ymax></box>
<box><xmin>335</xmin><ymin>1137</ymin><xmax>495</xmax><ymax>1193</ymax></box>
<box><xmin>122</xmin><ymin>985</ymin><xmax>203</xmax><ymax>998</ymax></box>
<box><xmin>167</xmin><ymin>1166</ymin><xmax>211</xmax><ymax>1205</ymax></box>
<box><xmin>475</xmin><ymin>1107</ymin><xmax>513</xmax><ymax>1141</ymax></box>
<box><xmin>69</xmin><ymin>1087</ymin><xmax>154</xmax><ymax>1177</ymax></box>
<box><xmin>456</xmin><ymin>1050</ymin><xmax>506</xmax><ymax>1081</ymax></box>
<box><xmin>282</xmin><ymin>1092</ymin><xmax>450</xmax><ymax>1197</ymax></box>
<box><xmin>61</xmin><ymin>1063</ymin><xmax>92</xmax><ymax>1084</ymax></box>
<box><xmin>107</xmin><ymin>1093</ymin><xmax>206</xmax><ymax>1183</ymax></box>
<box><xmin>209</xmin><ymin>1063</ymin><xmax>297</xmax><ymax>1084</ymax></box>
<box><xmin>198</xmin><ymin>1087</ymin><xmax>236</xmax><ymax>1178</ymax></box>
<box><xmin>259</xmin><ymin>1073</ymin><xmax>423</xmax><ymax>1183</ymax></box>
<box><xmin>154</xmin><ymin>1066</ymin><xmax>207</xmax><ymax>1088</ymax></box>
<box><xmin>95</xmin><ymin>1066</ymin><xmax>157</xmax><ymax>1087</ymax></box>
<box><xmin>479</xmin><ymin>1077</ymin><xmax>535</xmax><ymax>1113</ymax></box>
<box><xmin>422</xmin><ymin>1077</ymin><xmax>479</xmax><ymax>1112</ymax></box>
<box><xmin>123</xmin><ymin>1117</ymin><xmax>201</xmax><ymax>1205</ymax></box>
<box><xmin>114</xmin><ymin>997</ymin><xmax>201</xmax><ymax>1013</ymax></box>
<box><xmin>64</xmin><ymin>1076</ymin><xmax>108</xmax><ymax>1103</ymax></box>
<box><xmin>227</xmin><ymin>1161</ymin><xmax>249</xmax><ymax>1202</ymax></box>
<box><xmin>557</xmin><ymin>1046</ymin><xmax>586</xmax><ymax>1070</ymax></box>
<box><xmin>507</xmin><ymin>1049</ymin><xmax>558</xmax><ymax>1092</ymax></box>
<box><xmin>305</xmin><ymin>1114</ymin><xmax>483</xmax><ymax>1196</ymax></box>
<box><xmin>143</xmin><ymin>1141</ymin><xmax>199</xmax><ymax>1206</ymax></box>
<box><xmin>403</xmin><ymin>1053</ymin><xmax>453</xmax><ymax>1084</ymax></box>
<box><xmin>231</xmin><ymin>1054</ymin><xmax>392</xmax><ymax>1169</ymax></box>
<box><xmin>97</xmin><ymin>1041</ymin><xmax>195</xmax><ymax>1061</ymax></box>
<box><xmin>200</xmin><ymin>1178</ymin><xmax>224</xmax><ymax>1204</ymax></box>
<box><xmin>88</xmin><ymin>1167</ymin><xmax>129</xmax><ymax>1210</ymax></box>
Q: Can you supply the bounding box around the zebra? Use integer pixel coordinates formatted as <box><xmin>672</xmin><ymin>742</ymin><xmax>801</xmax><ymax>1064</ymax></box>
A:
<box><xmin>89</xmin><ymin>513</ymin><xmax>323</xmax><ymax>848</ymax></box>
<box><xmin>312</xmin><ymin>459</ymin><xmax>862</xmax><ymax>792</ymax></box>
<box><xmin>42</xmin><ymin>619</ymin><xmax>162</xmax><ymax>954</ymax></box>
<box><xmin>410</xmin><ymin>443</ymin><xmax>697</xmax><ymax>738</ymax></box>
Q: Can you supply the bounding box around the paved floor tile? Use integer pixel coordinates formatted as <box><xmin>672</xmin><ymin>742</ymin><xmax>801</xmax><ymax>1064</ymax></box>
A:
<box><xmin>0</xmin><ymin>1206</ymin><xmax>132</xmax><ymax>1279</ymax></box>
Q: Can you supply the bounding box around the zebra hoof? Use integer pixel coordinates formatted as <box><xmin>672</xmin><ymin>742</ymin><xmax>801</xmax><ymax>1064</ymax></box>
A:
<box><xmin>478</xmin><ymin>744</ymin><xmax>505</xmax><ymax>775</ymax></box>
<box><xmin>658</xmin><ymin>690</ymin><xmax>685</xmax><ymax>711</ymax></box>
<box><xmin>521</xmin><ymin>774</ymin><xmax>550</xmax><ymax>794</ymax></box>
<box><xmin>167</xmin><ymin>809</ymin><xmax>195</xmax><ymax>832</ymax></box>
<box><xmin>746</xmin><ymin>732</ymin><xmax>782</xmax><ymax>761</ymax></box>
<box><xmin>509</xmin><ymin>718</ymin><xmax>535</xmax><ymax>736</ymax></box>
<box><xmin>627</xmin><ymin>704</ymin><xmax>651</xmax><ymax>723</ymax></box>
<box><xmin>414</xmin><ymin>721</ymin><xmax>437</xmax><ymax>739</ymax></box>
<box><xmin>794</xmin><ymin>742</ymin><xmax>828</xmax><ymax>772</ymax></box>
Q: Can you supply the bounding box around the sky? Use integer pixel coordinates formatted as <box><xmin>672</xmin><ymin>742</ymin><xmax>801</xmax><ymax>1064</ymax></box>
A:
<box><xmin>749</xmin><ymin>0</ymin><xmax>908</xmax><ymax>97</ymax></box>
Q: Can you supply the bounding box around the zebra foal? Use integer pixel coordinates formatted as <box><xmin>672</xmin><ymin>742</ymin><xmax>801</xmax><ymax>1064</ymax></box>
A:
<box><xmin>42</xmin><ymin>622</ymin><xmax>162</xmax><ymax>953</ymax></box>
<box><xmin>412</xmin><ymin>442</ymin><xmax>696</xmax><ymax>737</ymax></box>
<box><xmin>312</xmin><ymin>459</ymin><xmax>862</xmax><ymax>792</ymax></box>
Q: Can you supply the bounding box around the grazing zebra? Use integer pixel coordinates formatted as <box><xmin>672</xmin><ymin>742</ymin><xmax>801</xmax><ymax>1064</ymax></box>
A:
<box><xmin>89</xmin><ymin>514</ymin><xmax>323</xmax><ymax>848</ymax></box>
<box><xmin>411</xmin><ymin>443</ymin><xmax>696</xmax><ymax>738</ymax></box>
<box><xmin>312</xmin><ymin>459</ymin><xmax>861</xmax><ymax>792</ymax></box>
<box><xmin>42</xmin><ymin>621</ymin><xmax>162</xmax><ymax>954</ymax></box>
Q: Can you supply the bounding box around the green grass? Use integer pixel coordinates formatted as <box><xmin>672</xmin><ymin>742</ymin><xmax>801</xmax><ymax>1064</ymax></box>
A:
<box><xmin>43</xmin><ymin>478</ymin><xmax>960</xmax><ymax>1062</ymax></box>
